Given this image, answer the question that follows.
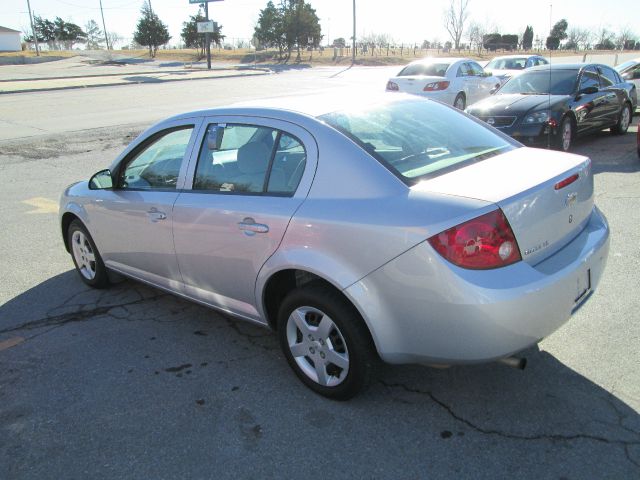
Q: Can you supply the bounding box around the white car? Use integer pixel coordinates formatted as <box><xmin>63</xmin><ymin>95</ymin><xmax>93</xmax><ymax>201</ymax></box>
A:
<box><xmin>386</xmin><ymin>57</ymin><xmax>501</xmax><ymax>109</ymax></box>
<box><xmin>485</xmin><ymin>54</ymin><xmax>549</xmax><ymax>84</ymax></box>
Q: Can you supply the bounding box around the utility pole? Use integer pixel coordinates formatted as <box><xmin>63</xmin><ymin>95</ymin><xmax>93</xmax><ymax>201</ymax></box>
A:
<box><xmin>26</xmin><ymin>0</ymin><xmax>40</xmax><ymax>56</ymax></box>
<box><xmin>99</xmin><ymin>0</ymin><xmax>110</xmax><ymax>50</ymax></box>
<box><xmin>352</xmin><ymin>0</ymin><xmax>356</xmax><ymax>63</ymax></box>
<box><xmin>204</xmin><ymin>1</ymin><xmax>211</xmax><ymax>69</ymax></box>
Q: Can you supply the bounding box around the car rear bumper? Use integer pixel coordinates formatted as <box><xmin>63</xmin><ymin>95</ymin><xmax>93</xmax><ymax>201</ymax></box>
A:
<box><xmin>345</xmin><ymin>206</ymin><xmax>610</xmax><ymax>365</ymax></box>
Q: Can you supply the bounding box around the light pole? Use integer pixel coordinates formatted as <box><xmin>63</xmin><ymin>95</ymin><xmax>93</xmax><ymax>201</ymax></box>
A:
<box><xmin>99</xmin><ymin>0</ymin><xmax>110</xmax><ymax>50</ymax></box>
<box><xmin>352</xmin><ymin>0</ymin><xmax>356</xmax><ymax>63</ymax></box>
<box><xmin>26</xmin><ymin>0</ymin><xmax>39</xmax><ymax>56</ymax></box>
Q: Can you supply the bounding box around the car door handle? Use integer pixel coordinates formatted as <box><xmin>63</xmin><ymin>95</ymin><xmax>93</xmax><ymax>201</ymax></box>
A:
<box><xmin>238</xmin><ymin>217</ymin><xmax>269</xmax><ymax>235</ymax></box>
<box><xmin>147</xmin><ymin>208</ymin><xmax>167</xmax><ymax>222</ymax></box>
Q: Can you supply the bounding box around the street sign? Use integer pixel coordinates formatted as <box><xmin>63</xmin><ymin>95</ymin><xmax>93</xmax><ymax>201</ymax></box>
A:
<box><xmin>189</xmin><ymin>0</ymin><xmax>223</xmax><ymax>4</ymax></box>
<box><xmin>197</xmin><ymin>21</ymin><xmax>216</xmax><ymax>33</ymax></box>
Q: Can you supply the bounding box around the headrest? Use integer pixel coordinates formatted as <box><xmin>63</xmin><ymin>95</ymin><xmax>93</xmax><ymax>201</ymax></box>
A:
<box><xmin>237</xmin><ymin>142</ymin><xmax>271</xmax><ymax>174</ymax></box>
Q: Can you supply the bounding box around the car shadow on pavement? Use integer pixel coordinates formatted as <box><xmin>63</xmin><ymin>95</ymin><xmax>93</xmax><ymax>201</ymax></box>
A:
<box><xmin>571</xmin><ymin>120</ymin><xmax>639</xmax><ymax>174</ymax></box>
<box><xmin>1</xmin><ymin>271</ymin><xmax>639</xmax><ymax>477</ymax></box>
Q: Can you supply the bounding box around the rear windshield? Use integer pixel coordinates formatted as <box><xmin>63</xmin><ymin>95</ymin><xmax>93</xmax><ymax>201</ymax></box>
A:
<box><xmin>487</xmin><ymin>57</ymin><xmax>528</xmax><ymax>70</ymax></box>
<box><xmin>319</xmin><ymin>98</ymin><xmax>515</xmax><ymax>183</ymax></box>
<box><xmin>499</xmin><ymin>70</ymin><xmax>578</xmax><ymax>95</ymax></box>
<box><xmin>398</xmin><ymin>63</ymin><xmax>450</xmax><ymax>77</ymax></box>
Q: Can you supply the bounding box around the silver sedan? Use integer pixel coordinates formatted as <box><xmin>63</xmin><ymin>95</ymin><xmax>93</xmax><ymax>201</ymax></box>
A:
<box><xmin>59</xmin><ymin>93</ymin><xmax>610</xmax><ymax>399</ymax></box>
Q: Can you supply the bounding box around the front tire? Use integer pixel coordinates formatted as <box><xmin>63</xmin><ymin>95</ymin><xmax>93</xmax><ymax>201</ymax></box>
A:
<box><xmin>611</xmin><ymin>103</ymin><xmax>631</xmax><ymax>135</ymax></box>
<box><xmin>453</xmin><ymin>93</ymin><xmax>466</xmax><ymax>110</ymax></box>
<box><xmin>555</xmin><ymin>116</ymin><xmax>573</xmax><ymax>152</ymax></box>
<box><xmin>277</xmin><ymin>284</ymin><xmax>377</xmax><ymax>400</ymax></box>
<box><xmin>68</xmin><ymin>220</ymin><xmax>110</xmax><ymax>288</ymax></box>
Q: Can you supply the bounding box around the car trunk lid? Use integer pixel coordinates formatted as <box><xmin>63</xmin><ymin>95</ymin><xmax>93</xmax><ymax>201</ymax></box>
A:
<box><xmin>413</xmin><ymin>147</ymin><xmax>593</xmax><ymax>265</ymax></box>
<box><xmin>389</xmin><ymin>75</ymin><xmax>447</xmax><ymax>95</ymax></box>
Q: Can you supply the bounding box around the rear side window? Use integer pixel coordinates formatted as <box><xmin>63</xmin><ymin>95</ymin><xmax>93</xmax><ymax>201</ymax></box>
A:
<box><xmin>193</xmin><ymin>124</ymin><xmax>306</xmax><ymax>195</ymax></box>
<box><xmin>399</xmin><ymin>63</ymin><xmax>450</xmax><ymax>77</ymax></box>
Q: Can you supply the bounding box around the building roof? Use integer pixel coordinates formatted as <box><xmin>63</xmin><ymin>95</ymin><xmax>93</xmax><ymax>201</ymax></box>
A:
<box><xmin>0</xmin><ymin>26</ymin><xmax>21</xmax><ymax>34</ymax></box>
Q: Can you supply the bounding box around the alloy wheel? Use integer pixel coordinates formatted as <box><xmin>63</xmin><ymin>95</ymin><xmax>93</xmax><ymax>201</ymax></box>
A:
<box><xmin>286</xmin><ymin>306</ymin><xmax>350</xmax><ymax>387</ymax></box>
<box><xmin>71</xmin><ymin>230</ymin><xmax>97</xmax><ymax>280</ymax></box>
<box><xmin>562</xmin><ymin>120</ymin><xmax>572</xmax><ymax>151</ymax></box>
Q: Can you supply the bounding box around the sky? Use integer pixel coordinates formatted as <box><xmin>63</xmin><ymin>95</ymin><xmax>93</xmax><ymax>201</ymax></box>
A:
<box><xmin>2</xmin><ymin>0</ymin><xmax>639</xmax><ymax>48</ymax></box>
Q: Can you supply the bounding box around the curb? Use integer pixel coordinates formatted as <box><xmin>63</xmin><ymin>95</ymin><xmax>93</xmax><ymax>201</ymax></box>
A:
<box><xmin>0</xmin><ymin>69</ymin><xmax>272</xmax><ymax>95</ymax></box>
<box><xmin>0</xmin><ymin>66</ymin><xmax>271</xmax><ymax>83</ymax></box>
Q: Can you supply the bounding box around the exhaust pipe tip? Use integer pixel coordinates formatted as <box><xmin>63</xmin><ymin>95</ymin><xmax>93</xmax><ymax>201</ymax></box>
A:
<box><xmin>499</xmin><ymin>356</ymin><xmax>527</xmax><ymax>370</ymax></box>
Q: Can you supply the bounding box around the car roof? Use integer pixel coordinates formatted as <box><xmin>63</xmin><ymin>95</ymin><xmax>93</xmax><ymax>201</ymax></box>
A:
<box><xmin>490</xmin><ymin>54</ymin><xmax>540</xmax><ymax>59</ymax></box>
<box><xmin>166</xmin><ymin>92</ymin><xmax>419</xmax><ymax>122</ymax></box>
<box><xmin>407</xmin><ymin>57</ymin><xmax>471</xmax><ymax>65</ymax></box>
<box><xmin>526</xmin><ymin>63</ymin><xmax>588</xmax><ymax>72</ymax></box>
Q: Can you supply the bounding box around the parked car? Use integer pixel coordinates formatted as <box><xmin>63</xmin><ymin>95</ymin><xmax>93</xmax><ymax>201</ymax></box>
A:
<box><xmin>466</xmin><ymin>64</ymin><xmax>637</xmax><ymax>151</ymax></box>
<box><xmin>615</xmin><ymin>58</ymin><xmax>640</xmax><ymax>92</ymax></box>
<box><xmin>385</xmin><ymin>57</ymin><xmax>501</xmax><ymax>109</ymax></box>
<box><xmin>485</xmin><ymin>54</ymin><xmax>549</xmax><ymax>84</ymax></box>
<box><xmin>60</xmin><ymin>93</ymin><xmax>610</xmax><ymax>399</ymax></box>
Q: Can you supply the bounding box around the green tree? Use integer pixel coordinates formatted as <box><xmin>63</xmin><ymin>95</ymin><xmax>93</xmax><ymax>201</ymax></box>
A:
<box><xmin>254</xmin><ymin>1</ymin><xmax>286</xmax><ymax>57</ymax></box>
<box><xmin>522</xmin><ymin>25</ymin><xmax>533</xmax><ymax>50</ymax></box>
<box><xmin>546</xmin><ymin>18</ymin><xmax>568</xmax><ymax>51</ymax></box>
<box><xmin>546</xmin><ymin>35</ymin><xmax>560</xmax><ymax>50</ymax></box>
<box><xmin>133</xmin><ymin>1</ymin><xmax>171</xmax><ymax>57</ymax></box>
<box><xmin>282</xmin><ymin>0</ymin><xmax>322</xmax><ymax>59</ymax></box>
<box><xmin>85</xmin><ymin>20</ymin><xmax>105</xmax><ymax>49</ymax></box>
<box><xmin>181</xmin><ymin>9</ymin><xmax>224</xmax><ymax>55</ymax></box>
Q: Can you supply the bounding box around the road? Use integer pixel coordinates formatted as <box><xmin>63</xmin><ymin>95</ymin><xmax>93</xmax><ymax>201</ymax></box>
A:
<box><xmin>0</xmin><ymin>66</ymin><xmax>639</xmax><ymax>479</ymax></box>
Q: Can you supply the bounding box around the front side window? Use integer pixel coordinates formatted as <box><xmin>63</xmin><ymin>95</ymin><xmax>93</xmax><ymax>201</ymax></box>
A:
<box><xmin>468</xmin><ymin>62</ymin><xmax>484</xmax><ymax>76</ymax></box>
<box><xmin>120</xmin><ymin>126</ymin><xmax>193</xmax><ymax>190</ymax></box>
<box><xmin>579</xmin><ymin>67</ymin><xmax>600</xmax><ymax>91</ymax></box>
<box><xmin>598</xmin><ymin>66</ymin><xmax>619</xmax><ymax>87</ymax></box>
<box><xmin>320</xmin><ymin>98</ymin><xmax>515</xmax><ymax>183</ymax></box>
<box><xmin>193</xmin><ymin>124</ymin><xmax>306</xmax><ymax>195</ymax></box>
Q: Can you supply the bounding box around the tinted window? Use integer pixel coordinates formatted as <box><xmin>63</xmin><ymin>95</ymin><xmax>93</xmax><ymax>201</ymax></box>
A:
<box><xmin>399</xmin><ymin>62</ymin><xmax>450</xmax><ymax>77</ymax></box>
<box><xmin>598</xmin><ymin>66</ymin><xmax>619</xmax><ymax>87</ymax></box>
<box><xmin>320</xmin><ymin>98</ymin><xmax>514</xmax><ymax>183</ymax></box>
<box><xmin>193</xmin><ymin>124</ymin><xmax>305</xmax><ymax>195</ymax></box>
<box><xmin>120</xmin><ymin>127</ymin><xmax>193</xmax><ymax>190</ymax></box>
<box><xmin>487</xmin><ymin>57</ymin><xmax>527</xmax><ymax>70</ymax></box>
<box><xmin>499</xmin><ymin>70</ymin><xmax>578</xmax><ymax>95</ymax></box>
<box><xmin>579</xmin><ymin>67</ymin><xmax>600</xmax><ymax>91</ymax></box>
<box><xmin>535</xmin><ymin>57</ymin><xmax>549</xmax><ymax>66</ymax></box>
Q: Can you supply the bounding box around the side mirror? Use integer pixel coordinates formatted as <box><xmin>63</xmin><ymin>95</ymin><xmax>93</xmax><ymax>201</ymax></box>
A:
<box><xmin>490</xmin><ymin>85</ymin><xmax>500</xmax><ymax>95</ymax></box>
<box><xmin>579</xmin><ymin>85</ymin><xmax>598</xmax><ymax>95</ymax></box>
<box><xmin>206</xmin><ymin>125</ymin><xmax>225</xmax><ymax>151</ymax></box>
<box><xmin>89</xmin><ymin>169</ymin><xmax>114</xmax><ymax>190</ymax></box>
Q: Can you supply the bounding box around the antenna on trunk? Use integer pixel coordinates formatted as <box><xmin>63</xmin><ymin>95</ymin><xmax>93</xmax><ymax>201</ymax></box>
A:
<box><xmin>547</xmin><ymin>3</ymin><xmax>553</xmax><ymax>149</ymax></box>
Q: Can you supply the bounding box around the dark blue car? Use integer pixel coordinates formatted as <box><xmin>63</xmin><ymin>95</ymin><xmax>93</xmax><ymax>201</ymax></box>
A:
<box><xmin>466</xmin><ymin>64</ymin><xmax>637</xmax><ymax>151</ymax></box>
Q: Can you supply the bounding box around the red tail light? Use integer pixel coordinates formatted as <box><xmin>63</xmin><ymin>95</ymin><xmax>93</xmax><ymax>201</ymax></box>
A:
<box><xmin>428</xmin><ymin>209</ymin><xmax>521</xmax><ymax>269</ymax></box>
<box><xmin>386</xmin><ymin>81</ymin><xmax>399</xmax><ymax>91</ymax></box>
<box><xmin>554</xmin><ymin>173</ymin><xmax>579</xmax><ymax>190</ymax></box>
<box><xmin>423</xmin><ymin>81</ymin><xmax>450</xmax><ymax>91</ymax></box>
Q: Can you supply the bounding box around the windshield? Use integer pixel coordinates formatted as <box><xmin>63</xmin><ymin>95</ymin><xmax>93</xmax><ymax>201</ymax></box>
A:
<box><xmin>487</xmin><ymin>57</ymin><xmax>527</xmax><ymax>70</ymax></box>
<box><xmin>398</xmin><ymin>63</ymin><xmax>450</xmax><ymax>77</ymax></box>
<box><xmin>319</xmin><ymin>98</ymin><xmax>515</xmax><ymax>183</ymax></box>
<box><xmin>498</xmin><ymin>70</ymin><xmax>578</xmax><ymax>95</ymax></box>
<box><xmin>615</xmin><ymin>60</ymin><xmax>637</xmax><ymax>72</ymax></box>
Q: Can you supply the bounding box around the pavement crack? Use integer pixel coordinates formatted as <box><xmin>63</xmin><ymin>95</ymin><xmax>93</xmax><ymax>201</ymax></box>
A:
<box><xmin>379</xmin><ymin>380</ymin><xmax>640</xmax><ymax>450</ymax></box>
<box><xmin>224</xmin><ymin>317</ymin><xmax>276</xmax><ymax>352</ymax></box>
<box><xmin>0</xmin><ymin>293</ymin><xmax>168</xmax><ymax>336</ymax></box>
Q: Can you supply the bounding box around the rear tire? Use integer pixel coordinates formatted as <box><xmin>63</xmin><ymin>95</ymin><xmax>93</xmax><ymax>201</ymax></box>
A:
<box><xmin>68</xmin><ymin>220</ymin><xmax>110</xmax><ymax>289</ymax></box>
<box><xmin>611</xmin><ymin>103</ymin><xmax>631</xmax><ymax>135</ymax></box>
<box><xmin>453</xmin><ymin>93</ymin><xmax>466</xmax><ymax>110</ymax></box>
<box><xmin>277</xmin><ymin>284</ymin><xmax>377</xmax><ymax>400</ymax></box>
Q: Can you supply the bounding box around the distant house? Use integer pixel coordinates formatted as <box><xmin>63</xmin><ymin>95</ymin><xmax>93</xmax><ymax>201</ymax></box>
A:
<box><xmin>0</xmin><ymin>26</ymin><xmax>21</xmax><ymax>52</ymax></box>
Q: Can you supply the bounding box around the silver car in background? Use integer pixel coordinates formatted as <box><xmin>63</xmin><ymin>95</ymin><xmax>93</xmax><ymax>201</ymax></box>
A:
<box><xmin>60</xmin><ymin>94</ymin><xmax>610</xmax><ymax>399</ymax></box>
<box><xmin>485</xmin><ymin>54</ymin><xmax>549</xmax><ymax>84</ymax></box>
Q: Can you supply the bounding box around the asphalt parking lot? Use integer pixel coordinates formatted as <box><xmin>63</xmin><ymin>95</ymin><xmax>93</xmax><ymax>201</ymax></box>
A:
<box><xmin>0</xmin><ymin>67</ymin><xmax>639</xmax><ymax>478</ymax></box>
